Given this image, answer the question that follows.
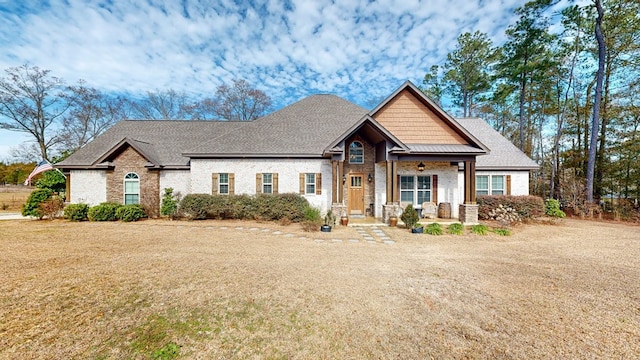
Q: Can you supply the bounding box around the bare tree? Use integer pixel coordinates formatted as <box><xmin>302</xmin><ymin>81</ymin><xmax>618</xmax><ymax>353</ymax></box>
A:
<box><xmin>58</xmin><ymin>81</ymin><xmax>128</xmax><ymax>152</ymax></box>
<box><xmin>586</xmin><ymin>0</ymin><xmax>605</xmax><ymax>203</ymax></box>
<box><xmin>0</xmin><ymin>64</ymin><xmax>70</xmax><ymax>161</ymax></box>
<box><xmin>192</xmin><ymin>79</ymin><xmax>271</xmax><ymax>121</ymax></box>
<box><xmin>129</xmin><ymin>89</ymin><xmax>190</xmax><ymax>120</ymax></box>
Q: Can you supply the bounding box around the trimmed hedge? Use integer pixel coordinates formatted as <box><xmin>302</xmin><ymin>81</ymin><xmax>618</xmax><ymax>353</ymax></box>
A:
<box><xmin>64</xmin><ymin>203</ymin><xmax>89</xmax><ymax>221</ymax></box>
<box><xmin>88</xmin><ymin>202</ymin><xmax>122</xmax><ymax>221</ymax></box>
<box><xmin>178</xmin><ymin>193</ymin><xmax>309</xmax><ymax>222</ymax></box>
<box><xmin>477</xmin><ymin>195</ymin><xmax>544</xmax><ymax>220</ymax></box>
<box><xmin>22</xmin><ymin>188</ymin><xmax>54</xmax><ymax>219</ymax></box>
<box><xmin>115</xmin><ymin>204</ymin><xmax>147</xmax><ymax>222</ymax></box>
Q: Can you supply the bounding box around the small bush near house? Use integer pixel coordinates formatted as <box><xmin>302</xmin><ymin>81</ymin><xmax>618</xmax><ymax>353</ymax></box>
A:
<box><xmin>545</xmin><ymin>198</ymin><xmax>566</xmax><ymax>219</ymax></box>
<box><xmin>88</xmin><ymin>202</ymin><xmax>122</xmax><ymax>221</ymax></box>
<box><xmin>22</xmin><ymin>188</ymin><xmax>54</xmax><ymax>219</ymax></box>
<box><xmin>400</xmin><ymin>204</ymin><xmax>420</xmax><ymax>229</ymax></box>
<box><xmin>160</xmin><ymin>188</ymin><xmax>180</xmax><ymax>219</ymax></box>
<box><xmin>115</xmin><ymin>204</ymin><xmax>147</xmax><ymax>222</ymax></box>
<box><xmin>424</xmin><ymin>223</ymin><xmax>444</xmax><ymax>235</ymax></box>
<box><xmin>301</xmin><ymin>205</ymin><xmax>322</xmax><ymax>232</ymax></box>
<box><xmin>38</xmin><ymin>195</ymin><xmax>65</xmax><ymax>220</ymax></box>
<box><xmin>447</xmin><ymin>223</ymin><xmax>464</xmax><ymax>235</ymax></box>
<box><xmin>478</xmin><ymin>195</ymin><xmax>544</xmax><ymax>221</ymax></box>
<box><xmin>471</xmin><ymin>224</ymin><xmax>489</xmax><ymax>235</ymax></box>
<box><xmin>63</xmin><ymin>203</ymin><xmax>89</xmax><ymax>221</ymax></box>
<box><xmin>493</xmin><ymin>228</ymin><xmax>512</xmax><ymax>236</ymax></box>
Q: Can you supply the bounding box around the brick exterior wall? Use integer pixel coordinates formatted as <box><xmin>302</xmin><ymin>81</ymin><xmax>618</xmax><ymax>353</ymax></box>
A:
<box><xmin>106</xmin><ymin>146</ymin><xmax>160</xmax><ymax>217</ymax></box>
<box><xmin>342</xmin><ymin>135</ymin><xmax>377</xmax><ymax>216</ymax></box>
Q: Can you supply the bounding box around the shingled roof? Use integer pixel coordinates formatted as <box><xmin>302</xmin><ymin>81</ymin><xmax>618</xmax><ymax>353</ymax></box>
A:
<box><xmin>458</xmin><ymin>118</ymin><xmax>539</xmax><ymax>170</ymax></box>
<box><xmin>58</xmin><ymin>90</ymin><xmax>536</xmax><ymax>171</ymax></box>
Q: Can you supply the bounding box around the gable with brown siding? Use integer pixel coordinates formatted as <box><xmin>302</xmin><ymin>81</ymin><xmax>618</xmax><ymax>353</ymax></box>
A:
<box><xmin>373</xmin><ymin>89</ymin><xmax>469</xmax><ymax>145</ymax></box>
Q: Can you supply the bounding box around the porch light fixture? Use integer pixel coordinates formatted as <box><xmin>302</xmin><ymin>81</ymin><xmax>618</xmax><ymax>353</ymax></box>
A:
<box><xmin>417</xmin><ymin>162</ymin><xmax>425</xmax><ymax>172</ymax></box>
<box><xmin>342</xmin><ymin>174</ymin><xmax>346</xmax><ymax>183</ymax></box>
<box><xmin>368</xmin><ymin>173</ymin><xmax>373</xmax><ymax>182</ymax></box>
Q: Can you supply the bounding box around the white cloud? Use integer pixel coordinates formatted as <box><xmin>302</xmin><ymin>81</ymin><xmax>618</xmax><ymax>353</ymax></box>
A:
<box><xmin>0</xmin><ymin>0</ymin><xmax>580</xmax><ymax>159</ymax></box>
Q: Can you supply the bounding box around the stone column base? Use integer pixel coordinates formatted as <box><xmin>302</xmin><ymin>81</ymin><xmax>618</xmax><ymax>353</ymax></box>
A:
<box><xmin>459</xmin><ymin>203</ymin><xmax>479</xmax><ymax>224</ymax></box>
<box><xmin>382</xmin><ymin>203</ymin><xmax>400</xmax><ymax>224</ymax></box>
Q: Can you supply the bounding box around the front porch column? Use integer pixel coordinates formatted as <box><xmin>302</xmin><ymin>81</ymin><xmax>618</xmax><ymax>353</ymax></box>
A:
<box><xmin>460</xmin><ymin>160</ymin><xmax>479</xmax><ymax>224</ymax></box>
<box><xmin>332</xmin><ymin>160</ymin><xmax>345</xmax><ymax>204</ymax></box>
<box><xmin>385</xmin><ymin>160</ymin><xmax>398</xmax><ymax>203</ymax></box>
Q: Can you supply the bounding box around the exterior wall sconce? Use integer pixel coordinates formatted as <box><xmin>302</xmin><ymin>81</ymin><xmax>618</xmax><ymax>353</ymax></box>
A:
<box><xmin>368</xmin><ymin>173</ymin><xmax>373</xmax><ymax>182</ymax></box>
<box><xmin>342</xmin><ymin>174</ymin><xmax>346</xmax><ymax>183</ymax></box>
<box><xmin>417</xmin><ymin>162</ymin><xmax>425</xmax><ymax>172</ymax></box>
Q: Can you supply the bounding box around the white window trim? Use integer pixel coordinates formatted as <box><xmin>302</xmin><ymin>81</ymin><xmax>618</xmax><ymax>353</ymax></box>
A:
<box><xmin>400</xmin><ymin>175</ymin><xmax>432</xmax><ymax>206</ymax></box>
<box><xmin>305</xmin><ymin>173</ymin><xmax>316</xmax><ymax>195</ymax></box>
<box><xmin>349</xmin><ymin>141</ymin><xmax>364</xmax><ymax>164</ymax></box>
<box><xmin>476</xmin><ymin>175</ymin><xmax>505</xmax><ymax>196</ymax></box>
<box><xmin>219</xmin><ymin>173</ymin><xmax>229</xmax><ymax>195</ymax></box>
<box><xmin>262</xmin><ymin>173</ymin><xmax>273</xmax><ymax>194</ymax></box>
<box><xmin>123</xmin><ymin>172</ymin><xmax>140</xmax><ymax>204</ymax></box>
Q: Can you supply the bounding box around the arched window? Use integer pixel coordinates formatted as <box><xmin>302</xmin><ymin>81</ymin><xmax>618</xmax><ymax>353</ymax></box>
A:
<box><xmin>349</xmin><ymin>141</ymin><xmax>364</xmax><ymax>164</ymax></box>
<box><xmin>123</xmin><ymin>172</ymin><xmax>140</xmax><ymax>204</ymax></box>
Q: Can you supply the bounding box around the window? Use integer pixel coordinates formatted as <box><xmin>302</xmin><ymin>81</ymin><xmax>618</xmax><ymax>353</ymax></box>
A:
<box><xmin>123</xmin><ymin>172</ymin><xmax>140</xmax><ymax>204</ymax></box>
<box><xmin>305</xmin><ymin>173</ymin><xmax>315</xmax><ymax>194</ymax></box>
<box><xmin>349</xmin><ymin>141</ymin><xmax>364</xmax><ymax>164</ymax></box>
<box><xmin>400</xmin><ymin>175</ymin><xmax>432</xmax><ymax>205</ymax></box>
<box><xmin>476</xmin><ymin>175</ymin><xmax>506</xmax><ymax>196</ymax></box>
<box><xmin>262</xmin><ymin>173</ymin><xmax>273</xmax><ymax>194</ymax></box>
<box><xmin>219</xmin><ymin>173</ymin><xmax>229</xmax><ymax>194</ymax></box>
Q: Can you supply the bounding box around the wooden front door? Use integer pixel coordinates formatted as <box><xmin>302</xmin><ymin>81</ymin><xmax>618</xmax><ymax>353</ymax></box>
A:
<box><xmin>348</xmin><ymin>174</ymin><xmax>364</xmax><ymax>215</ymax></box>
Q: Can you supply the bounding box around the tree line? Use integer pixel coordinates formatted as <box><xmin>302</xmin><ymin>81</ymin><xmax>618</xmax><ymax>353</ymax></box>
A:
<box><xmin>0</xmin><ymin>67</ymin><xmax>272</xmax><ymax>162</ymax></box>
<box><xmin>421</xmin><ymin>0</ymin><xmax>639</xmax><ymax>209</ymax></box>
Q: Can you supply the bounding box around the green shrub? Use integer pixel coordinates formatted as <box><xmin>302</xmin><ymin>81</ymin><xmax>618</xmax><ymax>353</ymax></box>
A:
<box><xmin>64</xmin><ymin>203</ymin><xmax>89</xmax><ymax>221</ymax></box>
<box><xmin>22</xmin><ymin>188</ymin><xmax>54</xmax><ymax>219</ymax></box>
<box><xmin>88</xmin><ymin>202</ymin><xmax>122</xmax><ymax>221</ymax></box>
<box><xmin>35</xmin><ymin>170</ymin><xmax>66</xmax><ymax>194</ymax></box>
<box><xmin>116</xmin><ymin>204</ymin><xmax>147</xmax><ymax>222</ymax></box>
<box><xmin>424</xmin><ymin>223</ymin><xmax>444</xmax><ymax>235</ymax></box>
<box><xmin>254</xmin><ymin>193</ymin><xmax>309</xmax><ymax>222</ymax></box>
<box><xmin>545</xmin><ymin>198</ymin><xmax>566</xmax><ymax>218</ymax></box>
<box><xmin>301</xmin><ymin>205</ymin><xmax>322</xmax><ymax>232</ymax></box>
<box><xmin>478</xmin><ymin>195</ymin><xmax>544</xmax><ymax>220</ymax></box>
<box><xmin>323</xmin><ymin>210</ymin><xmax>336</xmax><ymax>226</ymax></box>
<box><xmin>471</xmin><ymin>224</ymin><xmax>489</xmax><ymax>235</ymax></box>
<box><xmin>447</xmin><ymin>223</ymin><xmax>464</xmax><ymax>235</ymax></box>
<box><xmin>160</xmin><ymin>188</ymin><xmax>180</xmax><ymax>219</ymax></box>
<box><xmin>493</xmin><ymin>228</ymin><xmax>511</xmax><ymax>236</ymax></box>
<box><xmin>178</xmin><ymin>194</ymin><xmax>213</xmax><ymax>220</ymax></box>
<box><xmin>400</xmin><ymin>203</ymin><xmax>420</xmax><ymax>229</ymax></box>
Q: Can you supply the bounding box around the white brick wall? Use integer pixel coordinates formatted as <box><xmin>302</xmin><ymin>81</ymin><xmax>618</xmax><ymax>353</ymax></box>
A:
<box><xmin>397</xmin><ymin>161</ymin><xmax>460</xmax><ymax>218</ymax></box>
<box><xmin>70</xmin><ymin>170</ymin><xmax>107</xmax><ymax>205</ymax></box>
<box><xmin>374</xmin><ymin>163</ymin><xmax>386</xmax><ymax>218</ymax></box>
<box><xmin>159</xmin><ymin>170</ymin><xmax>191</xmax><ymax>201</ymax></box>
<box><xmin>190</xmin><ymin>158</ymin><xmax>333</xmax><ymax>212</ymax></box>
<box><xmin>475</xmin><ymin>170</ymin><xmax>530</xmax><ymax>195</ymax></box>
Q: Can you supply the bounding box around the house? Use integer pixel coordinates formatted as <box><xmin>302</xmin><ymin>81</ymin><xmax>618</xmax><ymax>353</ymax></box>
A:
<box><xmin>56</xmin><ymin>81</ymin><xmax>538</xmax><ymax>223</ymax></box>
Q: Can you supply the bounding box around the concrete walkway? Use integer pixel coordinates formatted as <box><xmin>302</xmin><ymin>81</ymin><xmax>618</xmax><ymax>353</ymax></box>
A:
<box><xmin>0</xmin><ymin>213</ymin><xmax>29</xmax><ymax>220</ymax></box>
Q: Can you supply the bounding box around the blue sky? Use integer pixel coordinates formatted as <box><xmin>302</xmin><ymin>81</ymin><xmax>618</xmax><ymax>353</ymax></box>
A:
<box><xmin>0</xmin><ymin>0</ymin><xmax>580</xmax><ymax>161</ymax></box>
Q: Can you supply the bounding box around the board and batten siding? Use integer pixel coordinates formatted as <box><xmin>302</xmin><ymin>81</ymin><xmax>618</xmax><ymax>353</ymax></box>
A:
<box><xmin>69</xmin><ymin>170</ymin><xmax>107</xmax><ymax>205</ymax></box>
<box><xmin>190</xmin><ymin>158</ymin><xmax>333</xmax><ymax>212</ymax></box>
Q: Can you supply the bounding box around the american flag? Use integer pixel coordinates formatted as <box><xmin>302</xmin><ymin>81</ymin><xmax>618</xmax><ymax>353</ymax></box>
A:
<box><xmin>24</xmin><ymin>160</ymin><xmax>54</xmax><ymax>185</ymax></box>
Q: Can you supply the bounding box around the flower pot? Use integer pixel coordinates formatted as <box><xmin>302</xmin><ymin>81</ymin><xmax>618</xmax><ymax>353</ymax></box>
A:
<box><xmin>320</xmin><ymin>225</ymin><xmax>332</xmax><ymax>232</ymax></box>
<box><xmin>340</xmin><ymin>216</ymin><xmax>349</xmax><ymax>226</ymax></box>
<box><xmin>389</xmin><ymin>216</ymin><xmax>398</xmax><ymax>227</ymax></box>
<box><xmin>411</xmin><ymin>227</ymin><xmax>423</xmax><ymax>234</ymax></box>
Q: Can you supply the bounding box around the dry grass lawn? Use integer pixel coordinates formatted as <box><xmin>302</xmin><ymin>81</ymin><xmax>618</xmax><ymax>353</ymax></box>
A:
<box><xmin>1</xmin><ymin>218</ymin><xmax>639</xmax><ymax>359</ymax></box>
<box><xmin>0</xmin><ymin>186</ymin><xmax>31</xmax><ymax>212</ymax></box>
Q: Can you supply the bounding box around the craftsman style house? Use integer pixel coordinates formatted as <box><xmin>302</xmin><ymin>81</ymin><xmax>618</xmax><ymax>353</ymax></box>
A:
<box><xmin>57</xmin><ymin>81</ymin><xmax>537</xmax><ymax>223</ymax></box>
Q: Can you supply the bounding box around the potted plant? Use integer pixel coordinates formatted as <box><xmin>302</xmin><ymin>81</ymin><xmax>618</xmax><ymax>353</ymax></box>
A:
<box><xmin>321</xmin><ymin>210</ymin><xmax>336</xmax><ymax>232</ymax></box>
<box><xmin>388</xmin><ymin>209</ymin><xmax>398</xmax><ymax>227</ymax></box>
<box><xmin>400</xmin><ymin>203</ymin><xmax>422</xmax><ymax>233</ymax></box>
<box><xmin>340</xmin><ymin>211</ymin><xmax>349</xmax><ymax>226</ymax></box>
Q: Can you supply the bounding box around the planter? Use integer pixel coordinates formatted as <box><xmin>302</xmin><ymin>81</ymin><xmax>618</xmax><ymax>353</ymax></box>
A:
<box><xmin>340</xmin><ymin>216</ymin><xmax>349</xmax><ymax>226</ymax></box>
<box><xmin>389</xmin><ymin>216</ymin><xmax>398</xmax><ymax>227</ymax></box>
<box><xmin>411</xmin><ymin>227</ymin><xmax>423</xmax><ymax>234</ymax></box>
<box><xmin>320</xmin><ymin>225</ymin><xmax>332</xmax><ymax>232</ymax></box>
